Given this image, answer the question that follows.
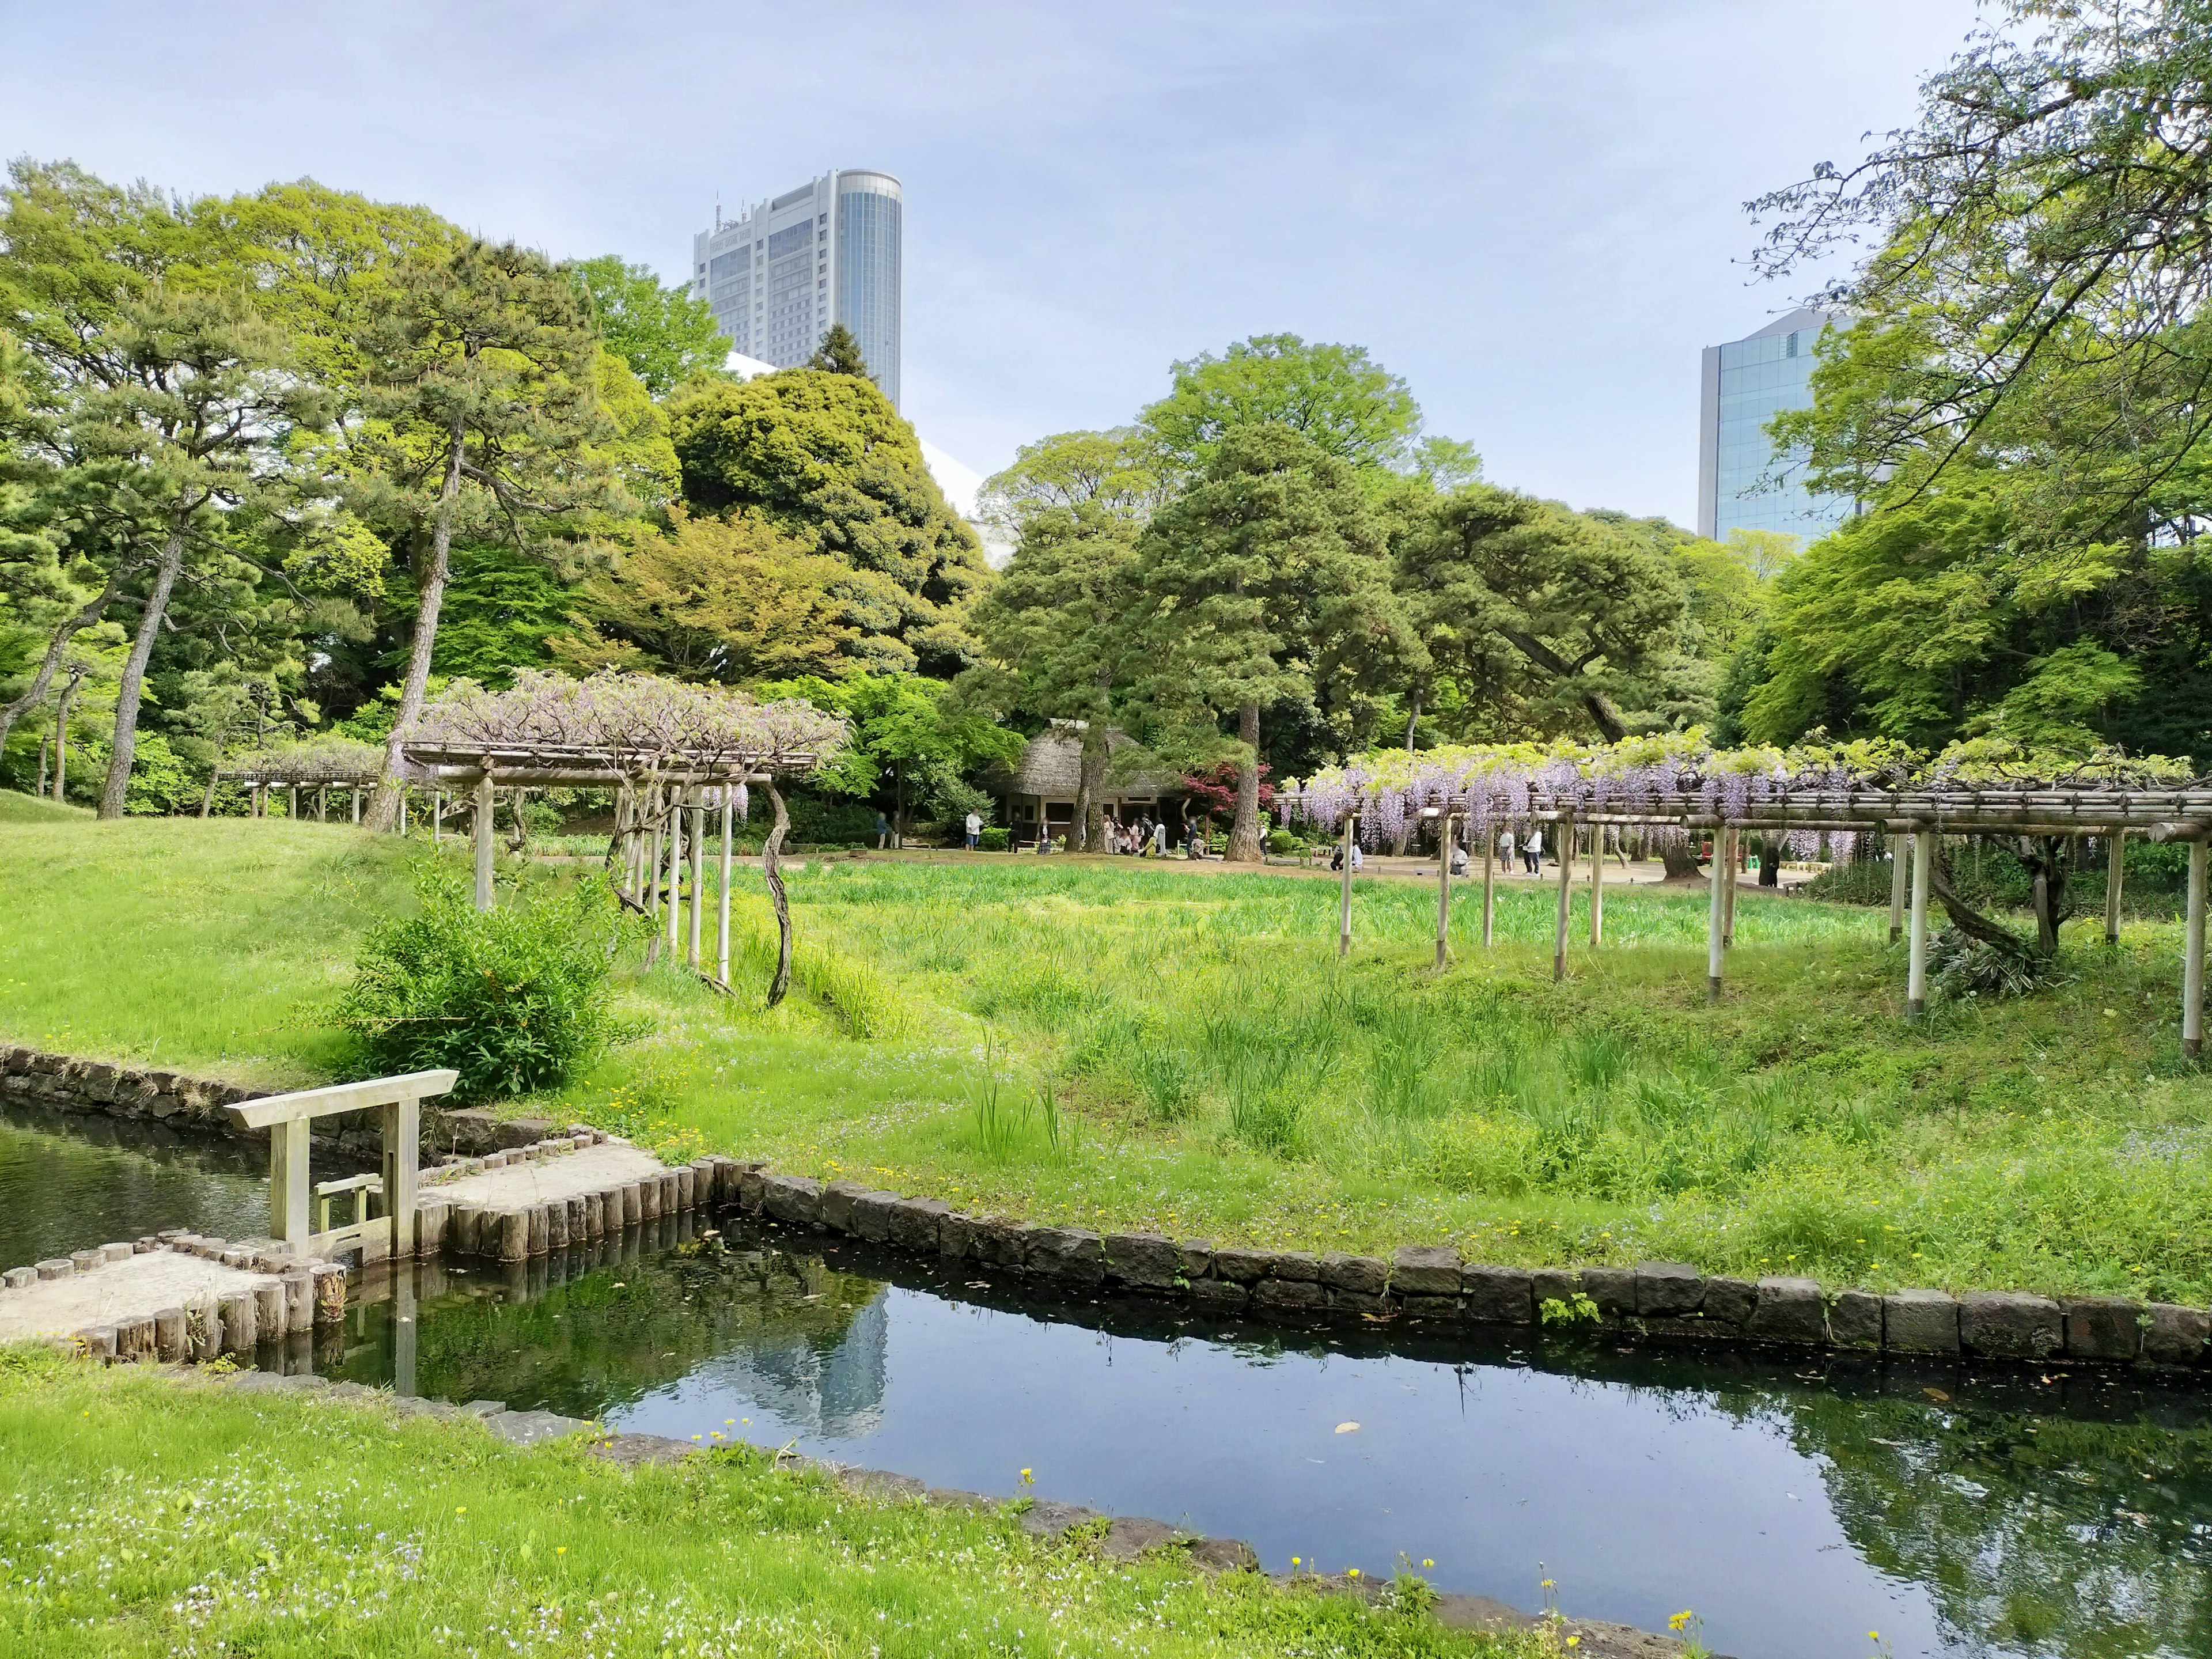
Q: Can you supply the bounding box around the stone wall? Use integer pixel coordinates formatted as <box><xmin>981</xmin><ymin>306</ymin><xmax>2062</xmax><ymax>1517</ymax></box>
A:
<box><xmin>0</xmin><ymin>1045</ymin><xmax>567</xmax><ymax>1168</ymax></box>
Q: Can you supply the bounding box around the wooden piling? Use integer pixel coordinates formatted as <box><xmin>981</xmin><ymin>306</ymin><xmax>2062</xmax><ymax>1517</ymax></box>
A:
<box><xmin>1435</xmin><ymin>811</ymin><xmax>1454</xmax><ymax>970</ymax></box>
<box><xmin>2186</xmin><ymin>838</ymin><xmax>2207</xmax><ymax>1060</ymax></box>
<box><xmin>1338</xmin><ymin>815</ymin><xmax>1357</xmax><ymax>959</ymax></box>
<box><xmin>1706</xmin><ymin>831</ymin><xmax>1726</xmax><ymax>1003</ymax></box>
<box><xmin>2106</xmin><ymin>832</ymin><xmax>2126</xmax><ymax>944</ymax></box>
<box><xmin>1907</xmin><ymin>826</ymin><xmax>1934</xmax><ymax>1018</ymax></box>
<box><xmin>1721</xmin><ymin>828</ymin><xmax>1738</xmax><ymax>947</ymax></box>
<box><xmin>1552</xmin><ymin>811</ymin><xmax>1575</xmax><ymax>983</ymax></box>
<box><xmin>1888</xmin><ymin>833</ymin><xmax>1908</xmax><ymax>944</ymax></box>
<box><xmin>312</xmin><ymin>1262</ymin><xmax>346</xmax><ymax>1325</ymax></box>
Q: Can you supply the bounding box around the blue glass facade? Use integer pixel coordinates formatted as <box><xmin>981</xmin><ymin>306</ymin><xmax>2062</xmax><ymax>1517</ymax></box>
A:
<box><xmin>836</xmin><ymin>181</ymin><xmax>901</xmax><ymax>408</ymax></box>
<box><xmin>691</xmin><ymin>169</ymin><xmax>902</xmax><ymax>408</ymax></box>
<box><xmin>1698</xmin><ymin>309</ymin><xmax>1853</xmax><ymax>544</ymax></box>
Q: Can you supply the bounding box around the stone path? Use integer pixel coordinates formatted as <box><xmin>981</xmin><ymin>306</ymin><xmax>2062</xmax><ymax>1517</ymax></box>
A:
<box><xmin>433</xmin><ymin>1141</ymin><xmax>669</xmax><ymax>1210</ymax></box>
<box><xmin>0</xmin><ymin>1252</ymin><xmax>263</xmax><ymax>1343</ymax></box>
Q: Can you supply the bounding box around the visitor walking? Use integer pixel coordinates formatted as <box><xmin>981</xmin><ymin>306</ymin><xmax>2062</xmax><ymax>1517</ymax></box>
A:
<box><xmin>964</xmin><ymin>809</ymin><xmax>982</xmax><ymax>850</ymax></box>
<box><xmin>1499</xmin><ymin>829</ymin><xmax>1515</xmax><ymax>870</ymax></box>
<box><xmin>1523</xmin><ymin>828</ymin><xmax>1543</xmax><ymax>874</ymax></box>
<box><xmin>875</xmin><ymin>811</ymin><xmax>891</xmax><ymax>850</ymax></box>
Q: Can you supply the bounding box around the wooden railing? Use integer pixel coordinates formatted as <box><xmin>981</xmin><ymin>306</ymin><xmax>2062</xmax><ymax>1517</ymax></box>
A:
<box><xmin>225</xmin><ymin>1070</ymin><xmax>458</xmax><ymax>1259</ymax></box>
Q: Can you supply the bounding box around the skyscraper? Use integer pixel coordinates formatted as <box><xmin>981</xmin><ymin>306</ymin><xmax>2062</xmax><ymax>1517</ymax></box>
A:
<box><xmin>692</xmin><ymin>169</ymin><xmax>903</xmax><ymax>408</ymax></box>
<box><xmin>1696</xmin><ymin>306</ymin><xmax>1853</xmax><ymax>544</ymax></box>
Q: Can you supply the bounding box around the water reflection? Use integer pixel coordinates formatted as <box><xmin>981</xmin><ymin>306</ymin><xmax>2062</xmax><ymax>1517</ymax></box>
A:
<box><xmin>0</xmin><ymin>1102</ymin><xmax>267</xmax><ymax>1265</ymax></box>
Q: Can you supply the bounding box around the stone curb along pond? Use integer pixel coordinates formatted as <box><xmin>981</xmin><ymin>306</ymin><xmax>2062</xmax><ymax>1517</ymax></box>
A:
<box><xmin>6</xmin><ymin>1040</ymin><xmax>2208</xmax><ymax>1374</ymax></box>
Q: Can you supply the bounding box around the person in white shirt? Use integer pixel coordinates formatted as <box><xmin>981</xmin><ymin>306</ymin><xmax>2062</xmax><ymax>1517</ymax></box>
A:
<box><xmin>964</xmin><ymin>810</ymin><xmax>982</xmax><ymax>850</ymax></box>
<box><xmin>1524</xmin><ymin>828</ymin><xmax>1543</xmax><ymax>873</ymax></box>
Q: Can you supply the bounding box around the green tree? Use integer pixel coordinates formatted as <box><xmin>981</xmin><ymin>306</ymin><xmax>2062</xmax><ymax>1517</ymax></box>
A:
<box><xmin>976</xmin><ymin>426</ymin><xmax>1168</xmax><ymax>537</ymax></box>
<box><xmin>964</xmin><ymin>501</ymin><xmax>1143</xmax><ymax>850</ymax></box>
<box><xmin>759</xmin><ymin>671</ymin><xmax>1021</xmax><ymax>840</ymax></box>
<box><xmin>350</xmin><ymin>239</ymin><xmax>620</xmax><ymax>826</ymax></box>
<box><xmin>0</xmin><ymin>161</ymin><xmax>329</xmax><ymax>817</ymax></box>
<box><xmin>567</xmin><ymin>256</ymin><xmax>724</xmax><ymax>396</ymax></box>
<box><xmin>1141</xmin><ymin>333</ymin><xmax>1422</xmax><ymax>475</ymax></box>
<box><xmin>1395</xmin><ymin>487</ymin><xmax>1688</xmax><ymax>743</ymax></box>
<box><xmin>665</xmin><ymin>369</ymin><xmax>990</xmax><ymax>676</ymax></box>
<box><xmin>805</xmin><ymin>322</ymin><xmax>870</xmax><ymax>378</ymax></box>
<box><xmin>1132</xmin><ymin>425</ymin><xmax>1413</xmax><ymax>862</ymax></box>
<box><xmin>555</xmin><ymin>508</ymin><xmax>854</xmax><ymax>684</ymax></box>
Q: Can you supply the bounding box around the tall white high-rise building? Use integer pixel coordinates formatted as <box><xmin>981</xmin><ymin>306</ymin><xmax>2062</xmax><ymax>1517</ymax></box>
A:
<box><xmin>692</xmin><ymin>169</ymin><xmax>902</xmax><ymax>408</ymax></box>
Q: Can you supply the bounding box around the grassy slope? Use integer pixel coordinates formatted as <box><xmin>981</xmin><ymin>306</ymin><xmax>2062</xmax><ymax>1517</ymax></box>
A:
<box><xmin>0</xmin><ymin>788</ymin><xmax>90</xmax><ymax>824</ymax></box>
<box><xmin>0</xmin><ymin>1351</ymin><xmax>1509</xmax><ymax>1659</ymax></box>
<box><xmin>3</xmin><ymin>821</ymin><xmax>2210</xmax><ymax>1302</ymax></box>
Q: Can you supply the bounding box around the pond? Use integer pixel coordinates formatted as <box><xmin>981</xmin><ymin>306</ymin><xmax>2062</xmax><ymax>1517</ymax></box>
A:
<box><xmin>5</xmin><ymin>1104</ymin><xmax>2209</xmax><ymax>1658</ymax></box>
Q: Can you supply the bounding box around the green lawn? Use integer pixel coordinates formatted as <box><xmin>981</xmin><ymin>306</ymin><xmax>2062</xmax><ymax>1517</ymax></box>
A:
<box><xmin>0</xmin><ymin>1350</ymin><xmax>1512</xmax><ymax>1658</ymax></box>
<box><xmin>4</xmin><ymin>815</ymin><xmax>2210</xmax><ymax>1303</ymax></box>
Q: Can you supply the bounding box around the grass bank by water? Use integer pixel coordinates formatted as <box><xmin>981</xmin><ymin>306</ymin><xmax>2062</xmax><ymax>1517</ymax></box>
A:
<box><xmin>0</xmin><ymin>1350</ymin><xmax>1513</xmax><ymax>1658</ymax></box>
<box><xmin>3</xmin><ymin>816</ymin><xmax>2209</xmax><ymax>1303</ymax></box>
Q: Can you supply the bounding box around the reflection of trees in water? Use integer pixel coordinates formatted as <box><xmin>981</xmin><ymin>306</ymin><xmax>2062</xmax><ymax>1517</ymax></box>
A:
<box><xmin>0</xmin><ymin>1107</ymin><xmax>268</xmax><ymax>1264</ymax></box>
<box><xmin>393</xmin><ymin>1237</ymin><xmax>885</xmax><ymax>1423</ymax></box>
<box><xmin>1719</xmin><ymin>1389</ymin><xmax>2212</xmax><ymax>1657</ymax></box>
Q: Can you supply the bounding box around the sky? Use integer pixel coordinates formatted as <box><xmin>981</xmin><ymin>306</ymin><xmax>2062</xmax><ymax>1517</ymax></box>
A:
<box><xmin>0</xmin><ymin>0</ymin><xmax>1980</xmax><ymax>527</ymax></box>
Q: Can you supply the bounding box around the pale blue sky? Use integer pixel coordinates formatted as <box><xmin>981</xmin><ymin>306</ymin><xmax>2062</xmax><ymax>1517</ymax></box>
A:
<box><xmin>0</xmin><ymin>0</ymin><xmax>1977</xmax><ymax>525</ymax></box>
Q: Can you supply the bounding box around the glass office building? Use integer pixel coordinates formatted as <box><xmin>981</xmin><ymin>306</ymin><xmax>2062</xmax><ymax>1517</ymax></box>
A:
<box><xmin>1696</xmin><ymin>306</ymin><xmax>1853</xmax><ymax>544</ymax></box>
<box><xmin>692</xmin><ymin>169</ymin><xmax>903</xmax><ymax>408</ymax></box>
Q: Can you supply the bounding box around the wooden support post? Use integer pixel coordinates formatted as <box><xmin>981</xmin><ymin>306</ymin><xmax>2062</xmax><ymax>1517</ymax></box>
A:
<box><xmin>1722</xmin><ymin>827</ymin><xmax>1738</xmax><ymax>947</ymax></box>
<box><xmin>399</xmin><ymin>786</ymin><xmax>408</xmax><ymax>835</ymax></box>
<box><xmin>317</xmin><ymin>786</ymin><xmax>327</xmax><ymax>823</ymax></box>
<box><xmin>2186</xmin><ymin>838</ymin><xmax>2207</xmax><ymax>1060</ymax></box>
<box><xmin>1435</xmin><ymin>812</ymin><xmax>1455</xmax><ymax>970</ymax></box>
<box><xmin>1589</xmin><ymin>823</ymin><xmax>1604</xmax><ymax>946</ymax></box>
<box><xmin>648</xmin><ymin>804</ymin><xmax>663</xmax><ymax>919</ymax></box>
<box><xmin>288</xmin><ymin>783</ymin><xmax>298</xmax><ymax>820</ymax></box>
<box><xmin>1888</xmin><ymin>833</ymin><xmax>1908</xmax><ymax>943</ymax></box>
<box><xmin>1706</xmin><ymin>830</ymin><xmax>1726</xmax><ymax>1003</ymax></box>
<box><xmin>472</xmin><ymin>772</ymin><xmax>495</xmax><ymax>911</ymax></box>
<box><xmin>381</xmin><ymin>1092</ymin><xmax>420</xmax><ymax>1259</ymax></box>
<box><xmin>687</xmin><ymin>787</ymin><xmax>704</xmax><ymax>970</ymax></box>
<box><xmin>351</xmin><ymin>786</ymin><xmax>361</xmax><ymax>825</ymax></box>
<box><xmin>1553</xmin><ymin>812</ymin><xmax>1575</xmax><ymax>983</ymax></box>
<box><xmin>1480</xmin><ymin>823</ymin><xmax>1495</xmax><ymax>948</ymax></box>
<box><xmin>269</xmin><ymin>1118</ymin><xmax>310</xmax><ymax>1250</ymax></box>
<box><xmin>665</xmin><ymin>795</ymin><xmax>682</xmax><ymax>955</ymax></box>
<box><xmin>1906</xmin><ymin>826</ymin><xmax>1933</xmax><ymax>1018</ymax></box>
<box><xmin>718</xmin><ymin>786</ymin><xmax>733</xmax><ymax>986</ymax></box>
<box><xmin>2106</xmin><ymin>831</ymin><xmax>2126</xmax><ymax>944</ymax></box>
<box><xmin>1338</xmin><ymin>815</ymin><xmax>1356</xmax><ymax>959</ymax></box>
<box><xmin>429</xmin><ymin>787</ymin><xmax>439</xmax><ymax>842</ymax></box>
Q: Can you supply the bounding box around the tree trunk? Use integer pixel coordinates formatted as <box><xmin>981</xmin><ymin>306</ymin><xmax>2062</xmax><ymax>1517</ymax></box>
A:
<box><xmin>1927</xmin><ymin>843</ymin><xmax>2029</xmax><ymax>952</ymax></box>
<box><xmin>1580</xmin><ymin>690</ymin><xmax>1628</xmax><ymax>744</ymax></box>
<box><xmin>1758</xmin><ymin>832</ymin><xmax>1781</xmax><ymax>887</ymax></box>
<box><xmin>764</xmin><ymin>781</ymin><xmax>793</xmax><ymax>1008</ymax></box>
<box><xmin>51</xmin><ymin>671</ymin><xmax>81</xmax><ymax>804</ymax></box>
<box><xmin>367</xmin><ymin>414</ymin><xmax>466</xmax><ymax>831</ymax></box>
<box><xmin>893</xmin><ymin>760</ymin><xmax>904</xmax><ymax>847</ymax></box>
<box><xmin>99</xmin><ymin>524</ymin><xmax>190</xmax><ymax>819</ymax></box>
<box><xmin>1661</xmin><ymin>835</ymin><xmax>1705</xmax><ymax>881</ymax></box>
<box><xmin>1228</xmin><ymin>700</ymin><xmax>1263</xmax><ymax>863</ymax></box>
<box><xmin>1074</xmin><ymin>726</ymin><xmax>1108</xmax><ymax>854</ymax></box>
<box><xmin>1404</xmin><ymin>688</ymin><xmax>1423</xmax><ymax>753</ymax></box>
<box><xmin>0</xmin><ymin>563</ymin><xmax>135</xmax><ymax>755</ymax></box>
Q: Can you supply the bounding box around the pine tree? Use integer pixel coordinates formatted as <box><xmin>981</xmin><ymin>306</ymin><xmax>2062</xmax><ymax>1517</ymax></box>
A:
<box><xmin>806</xmin><ymin>323</ymin><xmax>870</xmax><ymax>378</ymax></box>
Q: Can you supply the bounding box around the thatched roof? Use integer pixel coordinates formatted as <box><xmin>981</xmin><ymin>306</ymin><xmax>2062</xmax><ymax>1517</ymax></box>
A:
<box><xmin>997</xmin><ymin>726</ymin><xmax>1168</xmax><ymax>798</ymax></box>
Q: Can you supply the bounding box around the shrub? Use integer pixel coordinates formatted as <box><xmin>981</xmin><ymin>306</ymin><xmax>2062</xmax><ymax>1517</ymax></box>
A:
<box><xmin>1265</xmin><ymin>827</ymin><xmax>1300</xmax><ymax>855</ymax></box>
<box><xmin>1928</xmin><ymin>927</ymin><xmax>2055</xmax><ymax>1002</ymax></box>
<box><xmin>979</xmin><ymin>827</ymin><xmax>1011</xmax><ymax>852</ymax></box>
<box><xmin>334</xmin><ymin>862</ymin><xmax>627</xmax><ymax>1103</ymax></box>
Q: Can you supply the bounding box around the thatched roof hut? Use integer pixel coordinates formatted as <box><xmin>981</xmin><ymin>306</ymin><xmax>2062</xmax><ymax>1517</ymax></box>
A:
<box><xmin>994</xmin><ymin>724</ymin><xmax>1173</xmax><ymax>840</ymax></box>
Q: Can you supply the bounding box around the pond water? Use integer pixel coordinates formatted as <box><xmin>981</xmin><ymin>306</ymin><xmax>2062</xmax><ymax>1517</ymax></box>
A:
<box><xmin>5</xmin><ymin>1104</ymin><xmax>2210</xmax><ymax>1658</ymax></box>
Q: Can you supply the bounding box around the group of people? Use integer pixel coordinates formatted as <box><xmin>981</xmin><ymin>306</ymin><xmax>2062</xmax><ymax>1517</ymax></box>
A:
<box><xmin>1332</xmin><ymin>827</ymin><xmax>1550</xmax><ymax>874</ymax></box>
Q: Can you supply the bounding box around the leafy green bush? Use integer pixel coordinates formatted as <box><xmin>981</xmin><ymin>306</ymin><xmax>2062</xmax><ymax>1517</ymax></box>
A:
<box><xmin>979</xmin><ymin>827</ymin><xmax>1011</xmax><ymax>852</ymax></box>
<box><xmin>1928</xmin><ymin>927</ymin><xmax>2055</xmax><ymax>1002</ymax></box>
<box><xmin>1265</xmin><ymin>827</ymin><xmax>1300</xmax><ymax>855</ymax></box>
<box><xmin>334</xmin><ymin>863</ymin><xmax>628</xmax><ymax>1103</ymax></box>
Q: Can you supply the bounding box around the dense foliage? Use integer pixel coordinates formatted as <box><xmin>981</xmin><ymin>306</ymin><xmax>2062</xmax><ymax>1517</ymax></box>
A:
<box><xmin>335</xmin><ymin>863</ymin><xmax>628</xmax><ymax>1102</ymax></box>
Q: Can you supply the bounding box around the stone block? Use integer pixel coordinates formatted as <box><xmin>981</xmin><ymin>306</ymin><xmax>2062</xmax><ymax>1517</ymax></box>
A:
<box><xmin>1270</xmin><ymin>1251</ymin><xmax>1322</xmax><ymax>1282</ymax></box>
<box><xmin>1319</xmin><ymin>1252</ymin><xmax>1388</xmax><ymax>1296</ymax></box>
<box><xmin>850</xmin><ymin>1190</ymin><xmax>900</xmax><ymax>1244</ymax></box>
<box><xmin>887</xmin><ymin>1198</ymin><xmax>952</xmax><ymax>1253</ymax></box>
<box><xmin>1633</xmin><ymin>1262</ymin><xmax>1705</xmax><ymax>1318</ymax></box>
<box><xmin>760</xmin><ymin>1175</ymin><xmax>823</xmax><ymax>1227</ymax></box>
<box><xmin>1186</xmin><ymin>1277</ymin><xmax>1247</xmax><ymax>1313</ymax></box>
<box><xmin>1463</xmin><ymin>1264</ymin><xmax>1534</xmax><ymax>1324</ymax></box>
<box><xmin>805</xmin><ymin>1174</ymin><xmax>862</xmax><ymax>1234</ymax></box>
<box><xmin>1579</xmin><ymin>1266</ymin><xmax>1637</xmax><ymax>1317</ymax></box>
<box><xmin>1400</xmin><ymin>1294</ymin><xmax>1462</xmax><ymax>1323</ymax></box>
<box><xmin>1029</xmin><ymin>1227</ymin><xmax>1105</xmax><ymax>1285</ymax></box>
<box><xmin>1177</xmin><ymin>1241</ymin><xmax>1214</xmax><ymax>1280</ymax></box>
<box><xmin>970</xmin><ymin>1220</ymin><xmax>1029</xmax><ymax>1270</ymax></box>
<box><xmin>1830</xmin><ymin>1289</ymin><xmax>1883</xmax><ymax>1349</ymax></box>
<box><xmin>938</xmin><ymin>1212</ymin><xmax>979</xmax><ymax>1260</ymax></box>
<box><xmin>1105</xmin><ymin>1233</ymin><xmax>1182</xmax><ymax>1291</ymax></box>
<box><xmin>1960</xmin><ymin>1291</ymin><xmax>2063</xmax><ymax>1359</ymax></box>
<box><xmin>737</xmin><ymin>1168</ymin><xmax>766</xmax><ymax>1213</ymax></box>
<box><xmin>2063</xmin><ymin>1296</ymin><xmax>2143</xmax><ymax>1363</ymax></box>
<box><xmin>1210</xmin><ymin>1246</ymin><xmax>1274</xmax><ymax>1285</ymax></box>
<box><xmin>1529</xmin><ymin>1268</ymin><xmax>1580</xmax><ymax>1312</ymax></box>
<box><xmin>1700</xmin><ymin>1276</ymin><xmax>1757</xmax><ymax>1327</ymax></box>
<box><xmin>1881</xmin><ymin>1289</ymin><xmax>1959</xmax><ymax>1354</ymax></box>
<box><xmin>1252</xmin><ymin>1278</ymin><xmax>1325</xmax><ymax>1314</ymax></box>
<box><xmin>1747</xmin><ymin>1277</ymin><xmax>1825</xmax><ymax>1343</ymax></box>
<box><xmin>1327</xmin><ymin>1288</ymin><xmax>1392</xmax><ymax>1317</ymax></box>
<box><xmin>2141</xmin><ymin>1304</ymin><xmax>2210</xmax><ymax>1368</ymax></box>
<box><xmin>1391</xmin><ymin>1245</ymin><xmax>1461</xmax><ymax>1297</ymax></box>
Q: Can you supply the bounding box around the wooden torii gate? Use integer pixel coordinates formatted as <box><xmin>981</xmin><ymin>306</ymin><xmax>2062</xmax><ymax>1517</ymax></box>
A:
<box><xmin>224</xmin><ymin>1070</ymin><xmax>460</xmax><ymax>1259</ymax></box>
